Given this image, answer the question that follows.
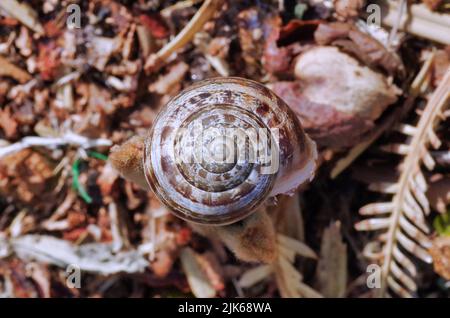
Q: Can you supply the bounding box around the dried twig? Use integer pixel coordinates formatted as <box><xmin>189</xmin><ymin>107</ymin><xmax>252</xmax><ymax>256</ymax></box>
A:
<box><xmin>0</xmin><ymin>56</ymin><xmax>31</xmax><ymax>83</ymax></box>
<box><xmin>145</xmin><ymin>0</ymin><xmax>223</xmax><ymax>72</ymax></box>
<box><xmin>0</xmin><ymin>131</ymin><xmax>112</xmax><ymax>159</ymax></box>
<box><xmin>0</xmin><ymin>0</ymin><xmax>44</xmax><ymax>34</ymax></box>
<box><xmin>380</xmin><ymin>0</ymin><xmax>450</xmax><ymax>45</ymax></box>
<box><xmin>0</xmin><ymin>235</ymin><xmax>148</xmax><ymax>275</ymax></box>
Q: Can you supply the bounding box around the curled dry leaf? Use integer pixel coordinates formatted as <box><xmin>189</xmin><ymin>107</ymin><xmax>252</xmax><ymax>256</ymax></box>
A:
<box><xmin>314</xmin><ymin>22</ymin><xmax>404</xmax><ymax>75</ymax></box>
<box><xmin>431</xmin><ymin>48</ymin><xmax>450</xmax><ymax>87</ymax></box>
<box><xmin>294</xmin><ymin>46</ymin><xmax>400</xmax><ymax>120</ymax></box>
<box><xmin>271</xmin><ymin>46</ymin><xmax>400</xmax><ymax>147</ymax></box>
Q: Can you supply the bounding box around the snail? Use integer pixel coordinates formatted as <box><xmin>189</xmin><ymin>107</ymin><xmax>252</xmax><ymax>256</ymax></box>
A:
<box><xmin>110</xmin><ymin>77</ymin><xmax>317</xmax><ymax>262</ymax></box>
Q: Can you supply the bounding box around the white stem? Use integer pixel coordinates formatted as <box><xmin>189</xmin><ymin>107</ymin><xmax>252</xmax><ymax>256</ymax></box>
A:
<box><xmin>0</xmin><ymin>131</ymin><xmax>112</xmax><ymax>158</ymax></box>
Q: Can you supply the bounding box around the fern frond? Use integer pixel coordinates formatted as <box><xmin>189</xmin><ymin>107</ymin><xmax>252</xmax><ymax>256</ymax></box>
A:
<box><xmin>356</xmin><ymin>67</ymin><xmax>450</xmax><ymax>297</ymax></box>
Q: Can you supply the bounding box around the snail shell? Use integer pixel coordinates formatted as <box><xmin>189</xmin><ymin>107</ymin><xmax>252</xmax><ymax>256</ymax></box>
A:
<box><xmin>144</xmin><ymin>77</ymin><xmax>317</xmax><ymax>225</ymax></box>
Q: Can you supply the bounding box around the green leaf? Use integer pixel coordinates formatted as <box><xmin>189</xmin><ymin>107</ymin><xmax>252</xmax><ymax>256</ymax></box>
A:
<box><xmin>87</xmin><ymin>150</ymin><xmax>108</xmax><ymax>161</ymax></box>
<box><xmin>72</xmin><ymin>159</ymin><xmax>93</xmax><ymax>204</ymax></box>
<box><xmin>433</xmin><ymin>210</ymin><xmax>450</xmax><ymax>236</ymax></box>
<box><xmin>294</xmin><ymin>3</ymin><xmax>308</xmax><ymax>20</ymax></box>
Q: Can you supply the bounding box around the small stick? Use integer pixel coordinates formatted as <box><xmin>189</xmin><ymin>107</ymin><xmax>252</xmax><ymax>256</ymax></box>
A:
<box><xmin>0</xmin><ymin>0</ymin><xmax>44</xmax><ymax>35</ymax></box>
<box><xmin>0</xmin><ymin>56</ymin><xmax>31</xmax><ymax>83</ymax></box>
<box><xmin>145</xmin><ymin>0</ymin><xmax>223</xmax><ymax>73</ymax></box>
<box><xmin>380</xmin><ymin>1</ymin><xmax>450</xmax><ymax>45</ymax></box>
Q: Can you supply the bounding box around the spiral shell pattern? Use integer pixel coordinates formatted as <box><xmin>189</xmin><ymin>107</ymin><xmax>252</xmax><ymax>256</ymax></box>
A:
<box><xmin>144</xmin><ymin>77</ymin><xmax>317</xmax><ymax>225</ymax></box>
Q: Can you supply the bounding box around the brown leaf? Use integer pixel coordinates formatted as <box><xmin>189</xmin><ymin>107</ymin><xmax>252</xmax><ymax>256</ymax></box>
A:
<box><xmin>315</xmin><ymin>22</ymin><xmax>404</xmax><ymax>75</ymax></box>
<box><xmin>271</xmin><ymin>45</ymin><xmax>400</xmax><ymax>147</ymax></box>
<box><xmin>270</xmin><ymin>81</ymin><xmax>373</xmax><ymax>148</ymax></box>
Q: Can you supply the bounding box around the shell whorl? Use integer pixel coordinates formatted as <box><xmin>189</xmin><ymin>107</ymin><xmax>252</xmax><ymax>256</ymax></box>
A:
<box><xmin>144</xmin><ymin>77</ymin><xmax>317</xmax><ymax>225</ymax></box>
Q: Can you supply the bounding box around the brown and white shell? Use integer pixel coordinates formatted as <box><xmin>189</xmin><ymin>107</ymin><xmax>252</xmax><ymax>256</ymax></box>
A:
<box><xmin>144</xmin><ymin>77</ymin><xmax>317</xmax><ymax>225</ymax></box>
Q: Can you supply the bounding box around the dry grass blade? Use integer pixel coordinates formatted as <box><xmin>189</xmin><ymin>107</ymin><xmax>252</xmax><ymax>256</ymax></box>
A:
<box><xmin>380</xmin><ymin>1</ymin><xmax>450</xmax><ymax>45</ymax></box>
<box><xmin>356</xmin><ymin>67</ymin><xmax>450</xmax><ymax>297</ymax></box>
<box><xmin>180</xmin><ymin>247</ymin><xmax>216</xmax><ymax>298</ymax></box>
<box><xmin>316</xmin><ymin>221</ymin><xmax>347</xmax><ymax>297</ymax></box>
<box><xmin>0</xmin><ymin>0</ymin><xmax>44</xmax><ymax>34</ymax></box>
<box><xmin>145</xmin><ymin>0</ymin><xmax>224</xmax><ymax>72</ymax></box>
<box><xmin>0</xmin><ymin>56</ymin><xmax>32</xmax><ymax>83</ymax></box>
